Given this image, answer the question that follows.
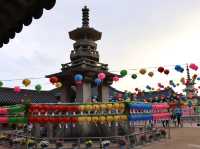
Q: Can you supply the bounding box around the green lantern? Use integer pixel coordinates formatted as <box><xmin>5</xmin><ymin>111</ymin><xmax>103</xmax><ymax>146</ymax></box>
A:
<box><xmin>9</xmin><ymin>105</ymin><xmax>26</xmax><ymax>114</ymax></box>
<box><xmin>120</xmin><ymin>70</ymin><xmax>128</xmax><ymax>77</ymax></box>
<box><xmin>35</xmin><ymin>84</ymin><xmax>42</xmax><ymax>92</ymax></box>
<box><xmin>131</xmin><ymin>74</ymin><xmax>137</xmax><ymax>79</ymax></box>
<box><xmin>9</xmin><ymin>117</ymin><xmax>27</xmax><ymax>124</ymax></box>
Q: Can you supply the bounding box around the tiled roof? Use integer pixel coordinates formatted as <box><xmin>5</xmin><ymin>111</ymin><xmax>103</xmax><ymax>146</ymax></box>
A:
<box><xmin>0</xmin><ymin>0</ymin><xmax>56</xmax><ymax>48</ymax></box>
<box><xmin>0</xmin><ymin>87</ymin><xmax>58</xmax><ymax>105</ymax></box>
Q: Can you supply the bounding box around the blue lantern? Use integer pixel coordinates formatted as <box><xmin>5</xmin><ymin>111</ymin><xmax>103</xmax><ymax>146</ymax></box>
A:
<box><xmin>74</xmin><ymin>74</ymin><xmax>83</xmax><ymax>81</ymax></box>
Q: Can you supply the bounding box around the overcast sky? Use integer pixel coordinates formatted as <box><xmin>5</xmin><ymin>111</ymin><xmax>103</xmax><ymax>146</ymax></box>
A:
<box><xmin>1</xmin><ymin>0</ymin><xmax>200</xmax><ymax>93</ymax></box>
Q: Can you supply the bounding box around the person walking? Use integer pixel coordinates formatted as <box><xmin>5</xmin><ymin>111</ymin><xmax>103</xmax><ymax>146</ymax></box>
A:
<box><xmin>175</xmin><ymin>107</ymin><xmax>182</xmax><ymax>127</ymax></box>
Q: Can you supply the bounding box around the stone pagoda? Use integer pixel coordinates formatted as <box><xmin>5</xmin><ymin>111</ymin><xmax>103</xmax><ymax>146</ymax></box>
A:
<box><xmin>46</xmin><ymin>6</ymin><xmax>118</xmax><ymax>103</ymax></box>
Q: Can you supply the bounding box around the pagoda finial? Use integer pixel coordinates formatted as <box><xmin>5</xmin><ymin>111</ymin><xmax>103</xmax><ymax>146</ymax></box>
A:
<box><xmin>82</xmin><ymin>6</ymin><xmax>89</xmax><ymax>27</ymax></box>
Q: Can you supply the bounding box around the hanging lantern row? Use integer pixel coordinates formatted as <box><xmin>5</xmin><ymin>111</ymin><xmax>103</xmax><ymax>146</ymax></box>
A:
<box><xmin>128</xmin><ymin>103</ymin><xmax>152</xmax><ymax>111</ymax></box>
<box><xmin>29</xmin><ymin>103</ymin><xmax>125</xmax><ymax>113</ymax></box>
<box><xmin>0</xmin><ymin>117</ymin><xmax>27</xmax><ymax>124</ymax></box>
<box><xmin>152</xmin><ymin>113</ymin><xmax>171</xmax><ymax>121</ymax></box>
<box><xmin>152</xmin><ymin>103</ymin><xmax>169</xmax><ymax>111</ymax></box>
<box><xmin>28</xmin><ymin>115</ymin><xmax>128</xmax><ymax>123</ymax></box>
<box><xmin>0</xmin><ymin>105</ymin><xmax>26</xmax><ymax>115</ymax></box>
<box><xmin>29</xmin><ymin>117</ymin><xmax>78</xmax><ymax>123</ymax></box>
<box><xmin>128</xmin><ymin>114</ymin><xmax>152</xmax><ymax>121</ymax></box>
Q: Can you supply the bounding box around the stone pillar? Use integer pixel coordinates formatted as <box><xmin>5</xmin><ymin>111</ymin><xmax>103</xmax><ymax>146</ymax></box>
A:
<box><xmin>76</xmin><ymin>82</ymin><xmax>91</xmax><ymax>102</ymax></box>
<box><xmin>33</xmin><ymin>123</ymin><xmax>40</xmax><ymax>138</ymax></box>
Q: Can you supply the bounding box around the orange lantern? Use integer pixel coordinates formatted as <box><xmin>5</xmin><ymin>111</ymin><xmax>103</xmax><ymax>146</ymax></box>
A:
<box><xmin>139</xmin><ymin>68</ymin><xmax>147</xmax><ymax>75</ymax></box>
<box><xmin>107</xmin><ymin>104</ymin><xmax>113</xmax><ymax>111</ymax></box>
<box><xmin>100</xmin><ymin>104</ymin><xmax>107</xmax><ymax>111</ymax></box>
<box><xmin>93</xmin><ymin>104</ymin><xmax>100</xmax><ymax>111</ymax></box>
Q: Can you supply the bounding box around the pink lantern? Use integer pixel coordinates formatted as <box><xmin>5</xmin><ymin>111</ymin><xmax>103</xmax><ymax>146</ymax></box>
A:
<box><xmin>189</xmin><ymin>63</ymin><xmax>198</xmax><ymax>71</ymax></box>
<box><xmin>98</xmin><ymin>72</ymin><xmax>106</xmax><ymax>80</ymax></box>
<box><xmin>113</xmin><ymin>76</ymin><xmax>119</xmax><ymax>82</ymax></box>
<box><xmin>0</xmin><ymin>117</ymin><xmax>8</xmax><ymax>123</ymax></box>
<box><xmin>14</xmin><ymin>86</ymin><xmax>21</xmax><ymax>93</ymax></box>
<box><xmin>0</xmin><ymin>108</ymin><xmax>8</xmax><ymax>115</ymax></box>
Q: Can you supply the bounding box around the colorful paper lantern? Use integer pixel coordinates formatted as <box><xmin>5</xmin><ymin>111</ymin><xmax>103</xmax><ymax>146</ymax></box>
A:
<box><xmin>35</xmin><ymin>84</ymin><xmax>42</xmax><ymax>92</ymax></box>
<box><xmin>189</xmin><ymin>63</ymin><xmax>198</xmax><ymax>71</ymax></box>
<box><xmin>113</xmin><ymin>76</ymin><xmax>119</xmax><ymax>82</ymax></box>
<box><xmin>175</xmin><ymin>65</ymin><xmax>184</xmax><ymax>73</ymax></box>
<box><xmin>139</xmin><ymin>68</ymin><xmax>146</xmax><ymax>75</ymax></box>
<box><xmin>107</xmin><ymin>104</ymin><xmax>113</xmax><ymax>111</ymax></box>
<box><xmin>131</xmin><ymin>74</ymin><xmax>137</xmax><ymax>79</ymax></box>
<box><xmin>14</xmin><ymin>86</ymin><xmax>21</xmax><ymax>93</ymax></box>
<box><xmin>91</xmin><ymin>116</ymin><xmax>99</xmax><ymax>123</ymax></box>
<box><xmin>55</xmin><ymin>82</ymin><xmax>62</xmax><ymax>88</ymax></box>
<box><xmin>49</xmin><ymin>76</ymin><xmax>59</xmax><ymax>84</ymax></box>
<box><xmin>164</xmin><ymin>69</ymin><xmax>170</xmax><ymax>75</ymax></box>
<box><xmin>148</xmin><ymin>72</ymin><xmax>154</xmax><ymax>77</ymax></box>
<box><xmin>158</xmin><ymin>67</ymin><xmax>164</xmax><ymax>73</ymax></box>
<box><xmin>106</xmin><ymin>116</ymin><xmax>114</xmax><ymax>122</ymax></box>
<box><xmin>98</xmin><ymin>72</ymin><xmax>106</xmax><ymax>80</ymax></box>
<box><xmin>100</xmin><ymin>104</ymin><xmax>107</xmax><ymax>111</ymax></box>
<box><xmin>74</xmin><ymin>74</ymin><xmax>83</xmax><ymax>81</ymax></box>
<box><xmin>22</xmin><ymin>79</ymin><xmax>31</xmax><ymax>87</ymax></box>
<box><xmin>113</xmin><ymin>103</ymin><xmax>120</xmax><ymax>110</ymax></box>
<box><xmin>192</xmin><ymin>74</ymin><xmax>197</xmax><ymax>80</ymax></box>
<box><xmin>93</xmin><ymin>104</ymin><xmax>100</xmax><ymax>111</ymax></box>
<box><xmin>99</xmin><ymin>116</ymin><xmax>106</xmax><ymax>123</ymax></box>
<box><xmin>120</xmin><ymin>70</ymin><xmax>128</xmax><ymax>77</ymax></box>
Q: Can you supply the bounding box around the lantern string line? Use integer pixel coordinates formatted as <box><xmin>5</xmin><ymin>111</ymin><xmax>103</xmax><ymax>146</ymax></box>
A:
<box><xmin>0</xmin><ymin>62</ymin><xmax>199</xmax><ymax>82</ymax></box>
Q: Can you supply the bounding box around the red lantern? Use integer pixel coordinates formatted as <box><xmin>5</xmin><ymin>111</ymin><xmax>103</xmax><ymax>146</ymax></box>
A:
<box><xmin>164</xmin><ymin>69</ymin><xmax>170</xmax><ymax>75</ymax></box>
<box><xmin>49</xmin><ymin>76</ymin><xmax>59</xmax><ymax>84</ymax></box>
<box><xmin>70</xmin><ymin>117</ymin><xmax>78</xmax><ymax>123</ymax></box>
<box><xmin>192</xmin><ymin>74</ymin><xmax>197</xmax><ymax>80</ymax></box>
<box><xmin>158</xmin><ymin>67</ymin><xmax>164</xmax><ymax>73</ymax></box>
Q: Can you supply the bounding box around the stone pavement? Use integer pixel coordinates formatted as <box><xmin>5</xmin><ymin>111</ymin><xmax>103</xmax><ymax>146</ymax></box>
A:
<box><xmin>142</xmin><ymin>128</ymin><xmax>200</xmax><ymax>149</ymax></box>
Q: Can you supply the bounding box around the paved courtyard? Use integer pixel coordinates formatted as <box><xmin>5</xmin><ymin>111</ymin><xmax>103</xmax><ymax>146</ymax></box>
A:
<box><xmin>143</xmin><ymin>128</ymin><xmax>200</xmax><ymax>149</ymax></box>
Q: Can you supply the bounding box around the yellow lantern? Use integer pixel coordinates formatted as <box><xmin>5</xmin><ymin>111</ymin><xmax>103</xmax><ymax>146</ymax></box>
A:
<box><xmin>114</xmin><ymin>115</ymin><xmax>120</xmax><ymax>122</ymax></box>
<box><xmin>85</xmin><ymin>105</ymin><xmax>92</xmax><ymax>111</ymax></box>
<box><xmin>79</xmin><ymin>105</ymin><xmax>85</xmax><ymax>112</ymax></box>
<box><xmin>106</xmin><ymin>116</ymin><xmax>114</xmax><ymax>122</ymax></box>
<box><xmin>99</xmin><ymin>116</ymin><xmax>106</xmax><ymax>123</ymax></box>
<box><xmin>78</xmin><ymin>117</ymin><xmax>85</xmax><ymax>123</ymax></box>
<box><xmin>22</xmin><ymin>79</ymin><xmax>31</xmax><ymax>87</ymax></box>
<box><xmin>119</xmin><ymin>103</ymin><xmax>125</xmax><ymax>111</ymax></box>
<box><xmin>86</xmin><ymin>117</ymin><xmax>92</xmax><ymax>123</ymax></box>
<box><xmin>107</xmin><ymin>104</ymin><xmax>113</xmax><ymax>111</ymax></box>
<box><xmin>92</xmin><ymin>116</ymin><xmax>99</xmax><ymax>123</ymax></box>
<box><xmin>100</xmin><ymin>104</ymin><xmax>107</xmax><ymax>111</ymax></box>
<box><xmin>120</xmin><ymin>115</ymin><xmax>128</xmax><ymax>121</ymax></box>
<box><xmin>55</xmin><ymin>82</ymin><xmax>62</xmax><ymax>88</ymax></box>
<box><xmin>113</xmin><ymin>103</ymin><xmax>120</xmax><ymax>110</ymax></box>
<box><xmin>93</xmin><ymin>104</ymin><xmax>100</xmax><ymax>111</ymax></box>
